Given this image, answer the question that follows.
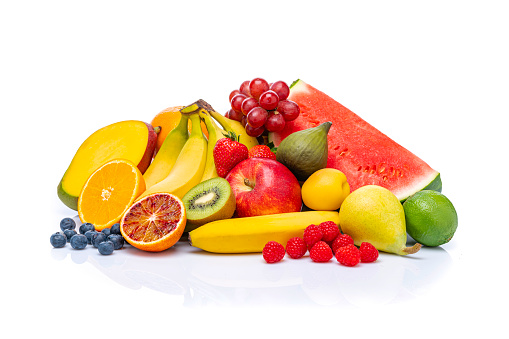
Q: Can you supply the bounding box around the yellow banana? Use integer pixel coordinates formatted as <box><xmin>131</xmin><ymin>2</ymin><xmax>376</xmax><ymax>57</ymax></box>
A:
<box><xmin>137</xmin><ymin>112</ymin><xmax>207</xmax><ymax>200</ymax></box>
<box><xmin>188</xmin><ymin>211</ymin><xmax>340</xmax><ymax>253</ymax></box>
<box><xmin>143</xmin><ymin>114</ymin><xmax>189</xmax><ymax>188</ymax></box>
<box><xmin>208</xmin><ymin>109</ymin><xmax>258</xmax><ymax>150</ymax></box>
<box><xmin>199</xmin><ymin>111</ymin><xmax>226</xmax><ymax>182</ymax></box>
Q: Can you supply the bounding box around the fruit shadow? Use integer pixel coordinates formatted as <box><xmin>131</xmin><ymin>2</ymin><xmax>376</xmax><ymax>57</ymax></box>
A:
<box><xmin>187</xmin><ymin>248</ymin><xmax>260</xmax><ymax>258</ymax></box>
<box><xmin>52</xmin><ymin>236</ymin><xmax>454</xmax><ymax>307</ymax></box>
<box><xmin>403</xmin><ymin>234</ymin><xmax>450</xmax><ymax>260</ymax></box>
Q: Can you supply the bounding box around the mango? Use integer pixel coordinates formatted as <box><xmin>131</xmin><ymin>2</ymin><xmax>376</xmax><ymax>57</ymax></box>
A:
<box><xmin>57</xmin><ymin>120</ymin><xmax>157</xmax><ymax>210</ymax></box>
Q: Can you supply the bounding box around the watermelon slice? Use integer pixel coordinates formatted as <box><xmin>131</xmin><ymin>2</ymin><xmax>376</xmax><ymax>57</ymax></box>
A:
<box><xmin>269</xmin><ymin>80</ymin><xmax>441</xmax><ymax>201</ymax></box>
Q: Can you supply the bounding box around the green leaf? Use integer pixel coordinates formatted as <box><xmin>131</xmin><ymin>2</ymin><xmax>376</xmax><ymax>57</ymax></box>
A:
<box><xmin>266</xmin><ymin>141</ymin><xmax>277</xmax><ymax>154</ymax></box>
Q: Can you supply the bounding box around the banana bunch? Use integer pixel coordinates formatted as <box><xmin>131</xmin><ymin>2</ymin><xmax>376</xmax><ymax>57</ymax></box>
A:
<box><xmin>137</xmin><ymin>110</ymin><xmax>207</xmax><ymax>200</ymax></box>
<box><xmin>188</xmin><ymin>211</ymin><xmax>340</xmax><ymax>253</ymax></box>
<box><xmin>139</xmin><ymin>100</ymin><xmax>258</xmax><ymax>200</ymax></box>
<box><xmin>143</xmin><ymin>114</ymin><xmax>189</xmax><ymax>188</ymax></box>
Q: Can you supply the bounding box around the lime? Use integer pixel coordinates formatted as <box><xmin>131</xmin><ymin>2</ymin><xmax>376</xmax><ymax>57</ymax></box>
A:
<box><xmin>403</xmin><ymin>190</ymin><xmax>458</xmax><ymax>247</ymax></box>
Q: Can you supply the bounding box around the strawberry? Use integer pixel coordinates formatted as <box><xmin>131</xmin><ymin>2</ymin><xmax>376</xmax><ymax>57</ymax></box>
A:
<box><xmin>213</xmin><ymin>131</ymin><xmax>249</xmax><ymax>178</ymax></box>
<box><xmin>248</xmin><ymin>145</ymin><xmax>276</xmax><ymax>161</ymax></box>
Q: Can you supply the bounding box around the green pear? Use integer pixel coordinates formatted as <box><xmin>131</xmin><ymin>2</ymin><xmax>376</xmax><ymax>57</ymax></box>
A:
<box><xmin>338</xmin><ymin>185</ymin><xmax>421</xmax><ymax>255</ymax></box>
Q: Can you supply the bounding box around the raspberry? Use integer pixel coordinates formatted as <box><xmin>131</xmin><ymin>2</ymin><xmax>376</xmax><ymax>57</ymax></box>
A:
<box><xmin>335</xmin><ymin>244</ymin><xmax>361</xmax><ymax>267</ymax></box>
<box><xmin>359</xmin><ymin>242</ymin><xmax>379</xmax><ymax>263</ymax></box>
<box><xmin>285</xmin><ymin>237</ymin><xmax>307</xmax><ymax>259</ymax></box>
<box><xmin>332</xmin><ymin>233</ymin><xmax>354</xmax><ymax>254</ymax></box>
<box><xmin>309</xmin><ymin>241</ymin><xmax>333</xmax><ymax>262</ymax></box>
<box><xmin>262</xmin><ymin>241</ymin><xmax>285</xmax><ymax>263</ymax></box>
<box><xmin>303</xmin><ymin>224</ymin><xmax>323</xmax><ymax>247</ymax></box>
<box><xmin>318</xmin><ymin>221</ymin><xmax>340</xmax><ymax>242</ymax></box>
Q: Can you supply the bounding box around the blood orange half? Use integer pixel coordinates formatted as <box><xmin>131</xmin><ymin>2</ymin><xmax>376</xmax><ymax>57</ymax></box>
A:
<box><xmin>120</xmin><ymin>193</ymin><xmax>186</xmax><ymax>252</ymax></box>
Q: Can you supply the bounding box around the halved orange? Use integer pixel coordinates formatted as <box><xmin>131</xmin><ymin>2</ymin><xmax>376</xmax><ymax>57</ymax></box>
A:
<box><xmin>78</xmin><ymin>159</ymin><xmax>146</xmax><ymax>231</ymax></box>
<box><xmin>120</xmin><ymin>193</ymin><xmax>186</xmax><ymax>252</ymax></box>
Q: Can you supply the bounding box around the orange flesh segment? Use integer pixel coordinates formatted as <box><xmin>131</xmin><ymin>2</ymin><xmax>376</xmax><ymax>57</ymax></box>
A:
<box><xmin>79</xmin><ymin>161</ymin><xmax>139</xmax><ymax>225</ymax></box>
<box><xmin>122</xmin><ymin>195</ymin><xmax>182</xmax><ymax>242</ymax></box>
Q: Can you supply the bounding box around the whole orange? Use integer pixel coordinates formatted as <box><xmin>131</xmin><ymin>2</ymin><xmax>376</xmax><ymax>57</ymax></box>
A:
<box><xmin>151</xmin><ymin>106</ymin><xmax>209</xmax><ymax>153</ymax></box>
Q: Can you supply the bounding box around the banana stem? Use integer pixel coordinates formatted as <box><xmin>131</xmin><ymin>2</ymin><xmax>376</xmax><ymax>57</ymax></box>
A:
<box><xmin>181</xmin><ymin>99</ymin><xmax>216</xmax><ymax>115</ymax></box>
<box><xmin>180</xmin><ymin>103</ymin><xmax>200</xmax><ymax>115</ymax></box>
<box><xmin>189</xmin><ymin>113</ymin><xmax>203</xmax><ymax>137</ymax></box>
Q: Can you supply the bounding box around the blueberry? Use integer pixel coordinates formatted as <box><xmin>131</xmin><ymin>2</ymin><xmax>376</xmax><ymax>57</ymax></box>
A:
<box><xmin>107</xmin><ymin>234</ymin><xmax>124</xmax><ymax>250</ymax></box>
<box><xmin>92</xmin><ymin>233</ymin><xmax>108</xmax><ymax>248</ymax></box>
<box><xmin>50</xmin><ymin>232</ymin><xmax>67</xmax><ymax>248</ymax></box>
<box><xmin>101</xmin><ymin>228</ymin><xmax>111</xmax><ymax>237</ymax></box>
<box><xmin>63</xmin><ymin>229</ymin><xmax>77</xmax><ymax>242</ymax></box>
<box><xmin>70</xmin><ymin>234</ymin><xmax>88</xmax><ymax>250</ymax></box>
<box><xmin>79</xmin><ymin>223</ymin><xmax>95</xmax><ymax>234</ymax></box>
<box><xmin>110</xmin><ymin>223</ymin><xmax>121</xmax><ymax>235</ymax></box>
<box><xmin>60</xmin><ymin>217</ymin><xmax>76</xmax><ymax>231</ymax></box>
<box><xmin>85</xmin><ymin>230</ymin><xmax>98</xmax><ymax>244</ymax></box>
<box><xmin>98</xmin><ymin>241</ymin><xmax>114</xmax><ymax>255</ymax></box>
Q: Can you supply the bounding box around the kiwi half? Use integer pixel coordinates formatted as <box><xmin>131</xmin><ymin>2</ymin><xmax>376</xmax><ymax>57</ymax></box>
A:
<box><xmin>182</xmin><ymin>177</ymin><xmax>236</xmax><ymax>231</ymax></box>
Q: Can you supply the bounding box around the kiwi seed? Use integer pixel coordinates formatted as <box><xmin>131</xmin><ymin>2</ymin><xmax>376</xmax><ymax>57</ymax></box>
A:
<box><xmin>182</xmin><ymin>177</ymin><xmax>236</xmax><ymax>231</ymax></box>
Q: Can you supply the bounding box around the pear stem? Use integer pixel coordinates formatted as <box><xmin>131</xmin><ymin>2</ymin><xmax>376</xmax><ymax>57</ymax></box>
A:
<box><xmin>402</xmin><ymin>243</ymin><xmax>422</xmax><ymax>255</ymax></box>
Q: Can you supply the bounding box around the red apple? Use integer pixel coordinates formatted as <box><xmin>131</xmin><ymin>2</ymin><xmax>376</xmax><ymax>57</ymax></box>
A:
<box><xmin>226</xmin><ymin>158</ymin><xmax>302</xmax><ymax>217</ymax></box>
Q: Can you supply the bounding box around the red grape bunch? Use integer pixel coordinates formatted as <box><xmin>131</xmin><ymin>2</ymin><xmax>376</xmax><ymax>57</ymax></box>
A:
<box><xmin>226</xmin><ymin>78</ymin><xmax>301</xmax><ymax>137</ymax></box>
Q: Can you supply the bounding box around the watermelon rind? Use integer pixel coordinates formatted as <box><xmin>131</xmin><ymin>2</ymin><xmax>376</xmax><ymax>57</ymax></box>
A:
<box><xmin>395</xmin><ymin>171</ymin><xmax>442</xmax><ymax>203</ymax></box>
<box><xmin>422</xmin><ymin>174</ymin><xmax>442</xmax><ymax>193</ymax></box>
<box><xmin>289</xmin><ymin>79</ymin><xmax>300</xmax><ymax>89</ymax></box>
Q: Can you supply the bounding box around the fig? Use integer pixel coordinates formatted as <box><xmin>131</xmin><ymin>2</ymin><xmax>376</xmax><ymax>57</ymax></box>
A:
<box><xmin>275</xmin><ymin>121</ymin><xmax>332</xmax><ymax>181</ymax></box>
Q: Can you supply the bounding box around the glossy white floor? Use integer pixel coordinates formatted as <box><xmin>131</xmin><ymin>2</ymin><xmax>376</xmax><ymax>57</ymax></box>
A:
<box><xmin>2</xmin><ymin>1</ymin><xmax>508</xmax><ymax>337</ymax></box>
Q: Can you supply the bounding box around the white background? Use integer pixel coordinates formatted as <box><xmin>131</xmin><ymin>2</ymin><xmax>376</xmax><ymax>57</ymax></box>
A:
<box><xmin>1</xmin><ymin>0</ymin><xmax>508</xmax><ymax>337</ymax></box>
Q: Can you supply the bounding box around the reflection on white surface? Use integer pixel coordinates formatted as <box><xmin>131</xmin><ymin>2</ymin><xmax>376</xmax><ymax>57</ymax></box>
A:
<box><xmin>50</xmin><ymin>236</ymin><xmax>452</xmax><ymax>307</ymax></box>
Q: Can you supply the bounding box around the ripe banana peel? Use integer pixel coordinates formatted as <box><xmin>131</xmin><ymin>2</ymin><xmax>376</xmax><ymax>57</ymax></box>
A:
<box><xmin>199</xmin><ymin>111</ymin><xmax>224</xmax><ymax>182</ymax></box>
<box><xmin>143</xmin><ymin>114</ymin><xmax>189</xmax><ymax>188</ymax></box>
<box><xmin>184</xmin><ymin>99</ymin><xmax>258</xmax><ymax>150</ymax></box>
<box><xmin>208</xmin><ymin>109</ymin><xmax>258</xmax><ymax>150</ymax></box>
<box><xmin>188</xmin><ymin>211</ymin><xmax>340</xmax><ymax>253</ymax></box>
<box><xmin>136</xmin><ymin>112</ymin><xmax>207</xmax><ymax>200</ymax></box>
